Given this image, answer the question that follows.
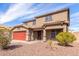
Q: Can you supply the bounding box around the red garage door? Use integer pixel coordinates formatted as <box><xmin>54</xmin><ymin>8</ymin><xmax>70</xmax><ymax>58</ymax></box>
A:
<box><xmin>13</xmin><ymin>31</ymin><xmax>26</xmax><ymax>41</ymax></box>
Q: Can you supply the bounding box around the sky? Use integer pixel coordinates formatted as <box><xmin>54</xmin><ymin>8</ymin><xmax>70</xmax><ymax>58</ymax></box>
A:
<box><xmin>0</xmin><ymin>3</ymin><xmax>79</xmax><ymax>32</ymax></box>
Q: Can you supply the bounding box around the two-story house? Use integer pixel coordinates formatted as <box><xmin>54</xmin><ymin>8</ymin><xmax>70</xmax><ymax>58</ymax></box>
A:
<box><xmin>11</xmin><ymin>8</ymin><xmax>70</xmax><ymax>41</ymax></box>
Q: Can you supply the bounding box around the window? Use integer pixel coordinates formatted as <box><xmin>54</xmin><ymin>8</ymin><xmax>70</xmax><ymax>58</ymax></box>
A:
<box><xmin>33</xmin><ymin>20</ymin><xmax>36</xmax><ymax>25</ymax></box>
<box><xmin>51</xmin><ymin>31</ymin><xmax>56</xmax><ymax>38</ymax></box>
<box><xmin>45</xmin><ymin>15</ymin><xmax>52</xmax><ymax>22</ymax></box>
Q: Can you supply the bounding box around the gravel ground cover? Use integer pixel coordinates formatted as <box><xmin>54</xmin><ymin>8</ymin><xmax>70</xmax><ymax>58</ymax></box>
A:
<box><xmin>0</xmin><ymin>40</ymin><xmax>79</xmax><ymax>56</ymax></box>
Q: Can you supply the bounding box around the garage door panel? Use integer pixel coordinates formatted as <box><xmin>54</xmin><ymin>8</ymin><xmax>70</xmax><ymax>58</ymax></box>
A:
<box><xmin>13</xmin><ymin>31</ymin><xmax>26</xmax><ymax>41</ymax></box>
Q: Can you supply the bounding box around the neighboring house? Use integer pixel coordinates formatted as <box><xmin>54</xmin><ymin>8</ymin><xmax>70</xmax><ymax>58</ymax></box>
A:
<box><xmin>11</xmin><ymin>8</ymin><xmax>70</xmax><ymax>41</ymax></box>
<box><xmin>0</xmin><ymin>24</ymin><xmax>10</xmax><ymax>30</ymax></box>
<box><xmin>0</xmin><ymin>24</ymin><xmax>10</xmax><ymax>37</ymax></box>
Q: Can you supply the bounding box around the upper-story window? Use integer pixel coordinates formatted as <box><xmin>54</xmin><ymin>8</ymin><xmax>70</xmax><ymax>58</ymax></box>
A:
<box><xmin>45</xmin><ymin>15</ymin><xmax>52</xmax><ymax>22</ymax></box>
<box><xmin>32</xmin><ymin>20</ymin><xmax>36</xmax><ymax>25</ymax></box>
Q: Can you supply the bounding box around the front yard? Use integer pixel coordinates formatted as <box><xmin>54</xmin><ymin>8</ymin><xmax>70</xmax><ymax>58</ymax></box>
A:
<box><xmin>0</xmin><ymin>40</ymin><xmax>79</xmax><ymax>56</ymax></box>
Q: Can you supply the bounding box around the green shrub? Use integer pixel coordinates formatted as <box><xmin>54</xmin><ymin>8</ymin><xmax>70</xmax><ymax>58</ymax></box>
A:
<box><xmin>0</xmin><ymin>37</ymin><xmax>9</xmax><ymax>49</ymax></box>
<box><xmin>56</xmin><ymin>32</ymin><xmax>76</xmax><ymax>46</ymax></box>
<box><xmin>0</xmin><ymin>29</ymin><xmax>10</xmax><ymax>49</ymax></box>
<box><xmin>47</xmin><ymin>40</ymin><xmax>52</xmax><ymax>46</ymax></box>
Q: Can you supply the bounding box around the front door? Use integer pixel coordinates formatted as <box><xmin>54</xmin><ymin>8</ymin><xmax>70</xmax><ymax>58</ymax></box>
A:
<box><xmin>37</xmin><ymin>31</ymin><xmax>42</xmax><ymax>40</ymax></box>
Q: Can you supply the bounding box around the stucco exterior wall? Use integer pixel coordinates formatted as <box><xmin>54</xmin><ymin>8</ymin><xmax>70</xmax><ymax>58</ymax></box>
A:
<box><xmin>45</xmin><ymin>25</ymin><xmax>63</xmax><ymax>30</ymax></box>
<box><xmin>27</xmin><ymin>22</ymin><xmax>33</xmax><ymax>27</ymax></box>
<box><xmin>25</xmin><ymin>10</ymin><xmax>68</xmax><ymax>28</ymax></box>
<box><xmin>52</xmin><ymin>11</ymin><xmax>68</xmax><ymax>22</ymax></box>
<box><xmin>35</xmin><ymin>17</ymin><xmax>45</xmax><ymax>27</ymax></box>
<box><xmin>12</xmin><ymin>27</ymin><xmax>27</xmax><ymax>31</ymax></box>
<box><xmin>63</xmin><ymin>24</ymin><xmax>68</xmax><ymax>32</ymax></box>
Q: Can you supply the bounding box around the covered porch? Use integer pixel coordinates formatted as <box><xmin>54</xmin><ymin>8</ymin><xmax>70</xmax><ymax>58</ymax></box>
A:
<box><xmin>29</xmin><ymin>24</ymin><xmax>68</xmax><ymax>41</ymax></box>
<box><xmin>30</xmin><ymin>28</ymin><xmax>63</xmax><ymax>41</ymax></box>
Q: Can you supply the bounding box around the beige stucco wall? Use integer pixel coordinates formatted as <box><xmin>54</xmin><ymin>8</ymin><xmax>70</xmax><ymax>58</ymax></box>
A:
<box><xmin>27</xmin><ymin>22</ymin><xmax>33</xmax><ymax>27</ymax></box>
<box><xmin>36</xmin><ymin>10</ymin><xmax>68</xmax><ymax>26</ymax></box>
<box><xmin>45</xmin><ymin>25</ymin><xmax>68</xmax><ymax>32</ymax></box>
<box><xmin>35</xmin><ymin>17</ymin><xmax>45</xmax><ymax>27</ymax></box>
<box><xmin>45</xmin><ymin>25</ymin><xmax>63</xmax><ymax>30</ymax></box>
<box><xmin>52</xmin><ymin>11</ymin><xmax>68</xmax><ymax>22</ymax></box>
<box><xmin>25</xmin><ymin>17</ymin><xmax>45</xmax><ymax>27</ymax></box>
<box><xmin>63</xmin><ymin>24</ymin><xmax>68</xmax><ymax>32</ymax></box>
<box><xmin>12</xmin><ymin>27</ymin><xmax>27</xmax><ymax>31</ymax></box>
<box><xmin>25</xmin><ymin>10</ymin><xmax>68</xmax><ymax>28</ymax></box>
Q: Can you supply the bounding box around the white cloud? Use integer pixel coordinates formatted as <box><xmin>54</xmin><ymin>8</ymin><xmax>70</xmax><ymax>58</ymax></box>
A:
<box><xmin>0</xmin><ymin>3</ymin><xmax>52</xmax><ymax>24</ymax></box>
<box><xmin>70</xmin><ymin>12</ymin><xmax>79</xmax><ymax>24</ymax></box>
<box><xmin>0</xmin><ymin>3</ymin><xmax>35</xmax><ymax>24</ymax></box>
<box><xmin>71</xmin><ymin>12</ymin><xmax>79</xmax><ymax>18</ymax></box>
<box><xmin>0</xmin><ymin>3</ymin><xmax>73</xmax><ymax>24</ymax></box>
<box><xmin>24</xmin><ymin>4</ymin><xmax>72</xmax><ymax>19</ymax></box>
<box><xmin>69</xmin><ymin>27</ymin><xmax>79</xmax><ymax>32</ymax></box>
<box><xmin>6</xmin><ymin>4</ymin><xmax>55</xmax><ymax>21</ymax></box>
<box><xmin>70</xmin><ymin>11</ymin><xmax>79</xmax><ymax>32</ymax></box>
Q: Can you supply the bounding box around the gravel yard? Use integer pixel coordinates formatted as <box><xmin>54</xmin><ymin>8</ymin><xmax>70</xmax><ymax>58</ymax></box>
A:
<box><xmin>0</xmin><ymin>40</ymin><xmax>79</xmax><ymax>56</ymax></box>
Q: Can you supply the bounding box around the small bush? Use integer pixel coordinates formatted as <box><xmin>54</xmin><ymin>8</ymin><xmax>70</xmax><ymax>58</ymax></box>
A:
<box><xmin>0</xmin><ymin>38</ymin><xmax>9</xmax><ymax>49</ymax></box>
<box><xmin>47</xmin><ymin>40</ymin><xmax>52</xmax><ymax>46</ymax></box>
<box><xmin>0</xmin><ymin>29</ymin><xmax>10</xmax><ymax>49</ymax></box>
<box><xmin>47</xmin><ymin>40</ymin><xmax>57</xmax><ymax>49</ymax></box>
<box><xmin>56</xmin><ymin>32</ymin><xmax>76</xmax><ymax>46</ymax></box>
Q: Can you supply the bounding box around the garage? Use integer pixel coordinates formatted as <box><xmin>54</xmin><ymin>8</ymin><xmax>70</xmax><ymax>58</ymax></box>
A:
<box><xmin>13</xmin><ymin>31</ymin><xmax>26</xmax><ymax>41</ymax></box>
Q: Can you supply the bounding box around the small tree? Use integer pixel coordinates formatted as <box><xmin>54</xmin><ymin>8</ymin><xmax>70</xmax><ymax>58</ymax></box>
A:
<box><xmin>56</xmin><ymin>32</ymin><xmax>76</xmax><ymax>46</ymax></box>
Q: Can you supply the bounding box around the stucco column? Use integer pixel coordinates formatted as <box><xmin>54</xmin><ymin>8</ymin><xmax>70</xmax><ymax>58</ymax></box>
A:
<box><xmin>31</xmin><ymin>31</ymin><xmax>34</xmax><ymax>41</ymax></box>
<box><xmin>11</xmin><ymin>32</ymin><xmax>13</xmax><ymax>40</ymax></box>
<box><xmin>63</xmin><ymin>25</ymin><xmax>68</xmax><ymax>32</ymax></box>
<box><xmin>43</xmin><ymin>29</ymin><xmax>46</xmax><ymax>42</ymax></box>
<box><xmin>26</xmin><ymin>30</ymin><xmax>30</xmax><ymax>41</ymax></box>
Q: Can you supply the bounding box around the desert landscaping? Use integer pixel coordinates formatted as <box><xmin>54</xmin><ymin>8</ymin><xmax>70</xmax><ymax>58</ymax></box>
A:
<box><xmin>0</xmin><ymin>38</ymin><xmax>79</xmax><ymax>56</ymax></box>
<box><xmin>0</xmin><ymin>27</ymin><xmax>78</xmax><ymax>56</ymax></box>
